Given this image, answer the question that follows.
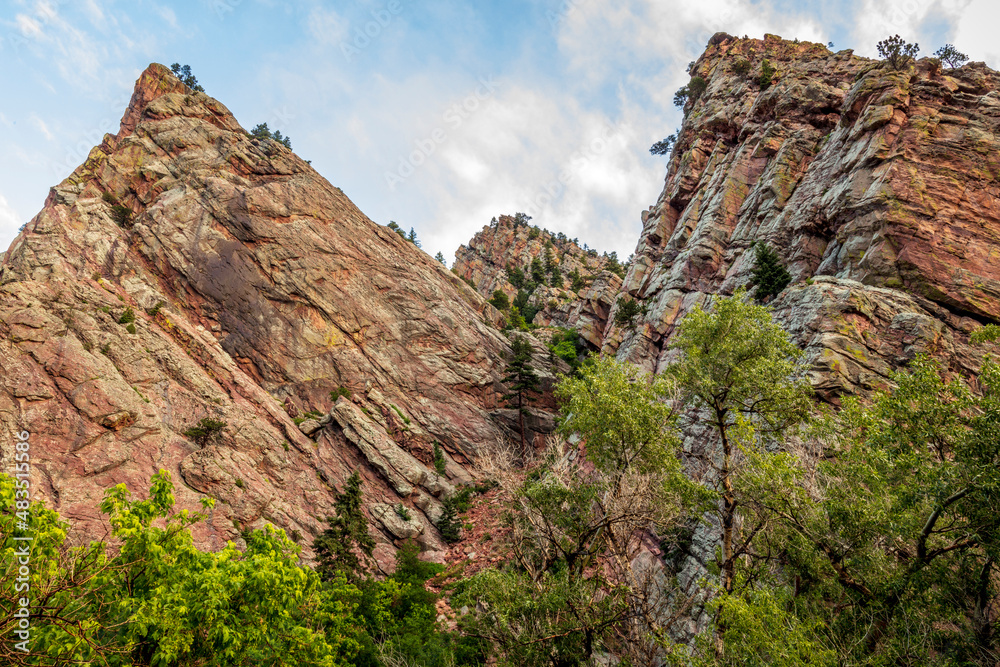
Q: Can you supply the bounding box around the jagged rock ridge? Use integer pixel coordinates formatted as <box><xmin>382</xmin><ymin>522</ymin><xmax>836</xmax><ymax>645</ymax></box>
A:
<box><xmin>454</xmin><ymin>215</ymin><xmax>624</xmax><ymax>347</ymax></box>
<box><xmin>610</xmin><ymin>33</ymin><xmax>1000</xmax><ymax>401</ymax></box>
<box><xmin>0</xmin><ymin>64</ymin><xmax>555</xmax><ymax>566</ymax></box>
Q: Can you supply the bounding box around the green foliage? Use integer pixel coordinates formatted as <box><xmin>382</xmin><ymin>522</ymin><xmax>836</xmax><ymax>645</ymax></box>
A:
<box><xmin>125</xmin><ymin>323</ymin><xmax>137</xmax><ymax>335</ymax></box>
<box><xmin>394</xmin><ymin>503</ymin><xmax>411</xmax><ymax>521</ymax></box>
<box><xmin>758</xmin><ymin>59</ymin><xmax>777</xmax><ymax>89</ymax></box>
<box><xmin>314</xmin><ymin>471</ymin><xmax>376</xmax><ymax>582</ymax></box>
<box><xmin>146</xmin><ymin>301</ymin><xmax>164</xmax><ymax>317</ymax></box>
<box><xmin>169</xmin><ymin>63</ymin><xmax>205</xmax><ymax>92</ymax></box>
<box><xmin>527</xmin><ymin>226</ymin><xmax>540</xmax><ymax>240</ymax></box>
<box><xmin>434</xmin><ymin>251</ymin><xmax>447</xmax><ymax>265</ymax></box>
<box><xmin>182</xmin><ymin>417</ymin><xmax>228</xmax><ymax>447</ymax></box>
<box><xmin>613</xmin><ymin>296</ymin><xmax>643</xmax><ymax>329</ymax></box>
<box><xmin>530</xmin><ymin>257</ymin><xmax>545</xmax><ymax>285</ymax></box>
<box><xmin>971</xmin><ymin>323</ymin><xmax>1000</xmax><ymax>344</ymax></box>
<box><xmin>407</xmin><ymin>227</ymin><xmax>421</xmax><ymax>247</ymax></box>
<box><xmin>748</xmin><ymin>242</ymin><xmax>792</xmax><ymax>301</ymax></box>
<box><xmin>386</xmin><ymin>220</ymin><xmax>407</xmax><ymax>238</ymax></box>
<box><xmin>877</xmin><ymin>34</ymin><xmax>920</xmax><ymax>70</ymax></box>
<box><xmin>330</xmin><ymin>386</ymin><xmax>352</xmax><ymax>401</ymax></box>
<box><xmin>732</xmin><ymin>58</ymin><xmax>751</xmax><ymax>75</ymax></box>
<box><xmin>666</xmin><ymin>290</ymin><xmax>811</xmax><ymax>599</ymax></box>
<box><xmin>506</xmin><ymin>264</ymin><xmax>525</xmax><ymax>289</ymax></box>
<box><xmin>547</xmin><ymin>327</ymin><xmax>587</xmax><ymax>371</ymax></box>
<box><xmin>250</xmin><ymin>122</ymin><xmax>292</xmax><ymax>149</ymax></box>
<box><xmin>488</xmin><ymin>289</ymin><xmax>510</xmax><ymax>311</ymax></box>
<box><xmin>1</xmin><ymin>470</ymin><xmax>363</xmax><ymax>666</ymax></box>
<box><xmin>650</xmin><ymin>132</ymin><xmax>678</xmax><ymax>156</ymax></box>
<box><xmin>934</xmin><ymin>43</ymin><xmax>969</xmax><ymax>68</ymax></box>
<box><xmin>568</xmin><ymin>268</ymin><xmax>586</xmax><ymax>291</ymax></box>
<box><xmin>436</xmin><ymin>495</ymin><xmax>463</xmax><ymax>543</ymax></box>
<box><xmin>118</xmin><ymin>306</ymin><xmax>136</xmax><ymax>325</ymax></box>
<box><xmin>433</xmin><ymin>442</ymin><xmax>447</xmax><ymax>476</ymax></box>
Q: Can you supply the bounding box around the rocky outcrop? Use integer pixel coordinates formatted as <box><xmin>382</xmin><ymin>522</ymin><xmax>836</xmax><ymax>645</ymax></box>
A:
<box><xmin>0</xmin><ymin>64</ymin><xmax>535</xmax><ymax>567</ymax></box>
<box><xmin>454</xmin><ymin>215</ymin><xmax>624</xmax><ymax>343</ymax></box>
<box><xmin>610</xmin><ymin>34</ymin><xmax>1000</xmax><ymax>398</ymax></box>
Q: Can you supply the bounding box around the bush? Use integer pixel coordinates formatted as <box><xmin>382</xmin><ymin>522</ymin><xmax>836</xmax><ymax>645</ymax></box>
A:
<box><xmin>877</xmin><ymin>34</ymin><xmax>919</xmax><ymax>70</ymax></box>
<box><xmin>649</xmin><ymin>132</ymin><xmax>677</xmax><ymax>156</ymax></box>
<box><xmin>169</xmin><ymin>63</ymin><xmax>205</xmax><ymax>92</ymax></box>
<box><xmin>394</xmin><ymin>503</ymin><xmax>411</xmax><ymax>521</ymax></box>
<box><xmin>330</xmin><ymin>386</ymin><xmax>352</xmax><ymax>401</ymax></box>
<box><xmin>758</xmin><ymin>59</ymin><xmax>777</xmax><ymax>89</ymax></box>
<box><xmin>687</xmin><ymin>75</ymin><xmax>707</xmax><ymax>101</ymax></box>
<box><xmin>733</xmin><ymin>58</ymin><xmax>751</xmax><ymax>75</ymax></box>
<box><xmin>125</xmin><ymin>323</ymin><xmax>137</xmax><ymax>335</ymax></box>
<box><xmin>433</xmin><ymin>442</ymin><xmax>447</xmax><ymax>476</ymax></box>
<box><xmin>250</xmin><ymin>122</ymin><xmax>292</xmax><ymax>150</ymax></box>
<box><xmin>183</xmin><ymin>418</ymin><xmax>228</xmax><ymax>447</ymax></box>
<box><xmin>528</xmin><ymin>227</ymin><xmax>540</xmax><ymax>240</ymax></box>
<box><xmin>146</xmin><ymin>301</ymin><xmax>164</xmax><ymax>317</ymax></box>
<box><xmin>933</xmin><ymin>43</ymin><xmax>968</xmax><ymax>68</ymax></box>
<box><xmin>489</xmin><ymin>289</ymin><xmax>510</xmax><ymax>311</ymax></box>
<box><xmin>613</xmin><ymin>297</ymin><xmax>643</xmax><ymax>329</ymax></box>
<box><xmin>118</xmin><ymin>307</ymin><xmax>136</xmax><ymax>325</ymax></box>
<box><xmin>748</xmin><ymin>242</ymin><xmax>791</xmax><ymax>301</ymax></box>
<box><xmin>437</xmin><ymin>495</ymin><xmax>463</xmax><ymax>543</ymax></box>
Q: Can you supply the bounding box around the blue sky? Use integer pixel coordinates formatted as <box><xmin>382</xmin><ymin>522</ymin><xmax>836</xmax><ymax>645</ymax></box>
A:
<box><xmin>1</xmin><ymin>0</ymin><xmax>997</xmax><ymax>262</ymax></box>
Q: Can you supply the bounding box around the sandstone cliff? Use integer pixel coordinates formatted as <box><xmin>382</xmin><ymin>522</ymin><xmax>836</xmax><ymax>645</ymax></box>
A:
<box><xmin>611</xmin><ymin>34</ymin><xmax>1000</xmax><ymax>401</ymax></box>
<box><xmin>454</xmin><ymin>215</ymin><xmax>624</xmax><ymax>347</ymax></box>
<box><xmin>605</xmin><ymin>34</ymin><xmax>1000</xmax><ymax>622</ymax></box>
<box><xmin>0</xmin><ymin>64</ymin><xmax>551</xmax><ymax>566</ymax></box>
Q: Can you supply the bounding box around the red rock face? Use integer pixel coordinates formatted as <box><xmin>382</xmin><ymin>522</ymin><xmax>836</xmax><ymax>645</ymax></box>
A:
<box><xmin>0</xmin><ymin>64</ymin><xmax>521</xmax><ymax>566</ymax></box>
<box><xmin>610</xmin><ymin>34</ymin><xmax>1000</xmax><ymax>398</ymax></box>
<box><xmin>454</xmin><ymin>215</ymin><xmax>624</xmax><ymax>347</ymax></box>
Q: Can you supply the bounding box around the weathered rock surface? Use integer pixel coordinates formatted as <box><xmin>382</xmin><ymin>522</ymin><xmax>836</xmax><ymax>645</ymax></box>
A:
<box><xmin>607</xmin><ymin>33</ymin><xmax>1000</xmax><ymax>622</ymax></box>
<box><xmin>0</xmin><ymin>63</ymin><xmax>535</xmax><ymax>566</ymax></box>
<box><xmin>609</xmin><ymin>34</ymin><xmax>999</xmax><ymax>395</ymax></box>
<box><xmin>454</xmin><ymin>215</ymin><xmax>624</xmax><ymax>341</ymax></box>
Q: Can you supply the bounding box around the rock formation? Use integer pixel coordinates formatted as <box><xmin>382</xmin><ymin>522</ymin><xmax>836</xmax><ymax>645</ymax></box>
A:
<box><xmin>610</xmin><ymin>34</ymin><xmax>999</xmax><ymax>401</ymax></box>
<box><xmin>454</xmin><ymin>215</ymin><xmax>624</xmax><ymax>347</ymax></box>
<box><xmin>604</xmin><ymin>33</ymin><xmax>1000</xmax><ymax>625</ymax></box>
<box><xmin>0</xmin><ymin>64</ymin><xmax>552</xmax><ymax>567</ymax></box>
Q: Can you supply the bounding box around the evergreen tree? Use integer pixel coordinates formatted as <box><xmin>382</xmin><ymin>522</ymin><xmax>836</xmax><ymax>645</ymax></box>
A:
<box><xmin>934</xmin><ymin>43</ymin><xmax>968</xmax><ymax>68</ymax></box>
<box><xmin>434</xmin><ymin>251</ymin><xmax>447</xmax><ymax>265</ymax></box>
<box><xmin>504</xmin><ymin>335</ymin><xmax>541</xmax><ymax>460</ymax></box>
<box><xmin>489</xmin><ymin>289</ymin><xmax>510</xmax><ymax>311</ymax></box>
<box><xmin>407</xmin><ymin>227</ymin><xmax>421</xmax><ymax>247</ymax></box>
<box><xmin>387</xmin><ymin>221</ymin><xmax>407</xmax><ymax>238</ymax></box>
<box><xmin>313</xmin><ymin>471</ymin><xmax>376</xmax><ymax>582</ymax></box>
<box><xmin>169</xmin><ymin>63</ymin><xmax>205</xmax><ymax>92</ymax></box>
<box><xmin>749</xmin><ymin>242</ymin><xmax>791</xmax><ymax>302</ymax></box>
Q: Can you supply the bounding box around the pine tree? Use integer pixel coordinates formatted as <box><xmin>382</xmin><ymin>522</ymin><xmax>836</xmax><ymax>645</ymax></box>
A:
<box><xmin>504</xmin><ymin>335</ymin><xmax>541</xmax><ymax>461</ymax></box>
<box><xmin>434</xmin><ymin>251</ymin><xmax>447</xmax><ymax>265</ymax></box>
<box><xmin>749</xmin><ymin>242</ymin><xmax>791</xmax><ymax>302</ymax></box>
<box><xmin>313</xmin><ymin>471</ymin><xmax>375</xmax><ymax>582</ymax></box>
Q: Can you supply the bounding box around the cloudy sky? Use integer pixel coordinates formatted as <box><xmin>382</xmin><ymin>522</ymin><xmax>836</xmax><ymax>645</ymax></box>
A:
<box><xmin>1</xmin><ymin>0</ymin><xmax>997</xmax><ymax>262</ymax></box>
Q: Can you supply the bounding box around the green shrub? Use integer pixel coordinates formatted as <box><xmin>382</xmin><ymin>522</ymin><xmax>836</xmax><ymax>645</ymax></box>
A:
<box><xmin>877</xmin><ymin>35</ymin><xmax>919</xmax><ymax>70</ymax></box>
<box><xmin>118</xmin><ymin>307</ymin><xmax>136</xmax><ymax>325</ymax></box>
<box><xmin>749</xmin><ymin>242</ymin><xmax>792</xmax><ymax>301</ymax></box>
<box><xmin>733</xmin><ymin>58</ymin><xmax>751</xmax><ymax>75</ymax></box>
<box><xmin>146</xmin><ymin>301</ymin><xmax>164</xmax><ymax>317</ymax></box>
<box><xmin>125</xmin><ymin>323</ymin><xmax>137</xmax><ymax>335</ymax></box>
<box><xmin>395</xmin><ymin>503</ymin><xmax>411</xmax><ymax>521</ymax></box>
<box><xmin>183</xmin><ymin>418</ymin><xmax>228</xmax><ymax>447</ymax></box>
<box><xmin>613</xmin><ymin>297</ymin><xmax>643</xmax><ymax>329</ymax></box>
<box><xmin>933</xmin><ymin>43</ymin><xmax>968</xmax><ymax>68</ymax></box>
<box><xmin>250</xmin><ymin>122</ymin><xmax>292</xmax><ymax>149</ymax></box>
<box><xmin>758</xmin><ymin>59</ymin><xmax>777</xmax><ymax>89</ymax></box>
<box><xmin>330</xmin><ymin>386</ymin><xmax>352</xmax><ymax>401</ymax></box>
<box><xmin>489</xmin><ymin>289</ymin><xmax>510</xmax><ymax>311</ymax></box>
<box><xmin>170</xmin><ymin>63</ymin><xmax>205</xmax><ymax>91</ymax></box>
<box><xmin>437</xmin><ymin>495</ymin><xmax>463</xmax><ymax>543</ymax></box>
<box><xmin>433</xmin><ymin>442</ymin><xmax>447</xmax><ymax>476</ymax></box>
<box><xmin>234</xmin><ymin>478</ymin><xmax>246</xmax><ymax>490</ymax></box>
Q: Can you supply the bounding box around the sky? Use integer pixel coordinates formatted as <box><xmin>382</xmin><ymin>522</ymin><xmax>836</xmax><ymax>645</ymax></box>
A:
<box><xmin>1</xmin><ymin>0</ymin><xmax>998</xmax><ymax>264</ymax></box>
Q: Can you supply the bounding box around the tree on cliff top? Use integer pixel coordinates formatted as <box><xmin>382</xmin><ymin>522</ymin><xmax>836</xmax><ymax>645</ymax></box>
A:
<box><xmin>169</xmin><ymin>63</ymin><xmax>205</xmax><ymax>92</ymax></box>
<box><xmin>877</xmin><ymin>35</ymin><xmax>919</xmax><ymax>70</ymax></box>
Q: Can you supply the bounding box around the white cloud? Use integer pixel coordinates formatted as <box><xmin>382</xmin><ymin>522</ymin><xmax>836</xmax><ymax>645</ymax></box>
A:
<box><xmin>952</xmin><ymin>0</ymin><xmax>1000</xmax><ymax>67</ymax></box>
<box><xmin>0</xmin><ymin>195</ymin><xmax>23</xmax><ymax>239</ymax></box>
<box><xmin>29</xmin><ymin>113</ymin><xmax>54</xmax><ymax>141</ymax></box>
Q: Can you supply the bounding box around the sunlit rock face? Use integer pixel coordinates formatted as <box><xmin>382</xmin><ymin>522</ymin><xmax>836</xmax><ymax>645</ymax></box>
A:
<box><xmin>608</xmin><ymin>33</ymin><xmax>1000</xmax><ymax>402</ymax></box>
<box><xmin>0</xmin><ymin>64</ymin><xmax>529</xmax><ymax>568</ymax></box>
